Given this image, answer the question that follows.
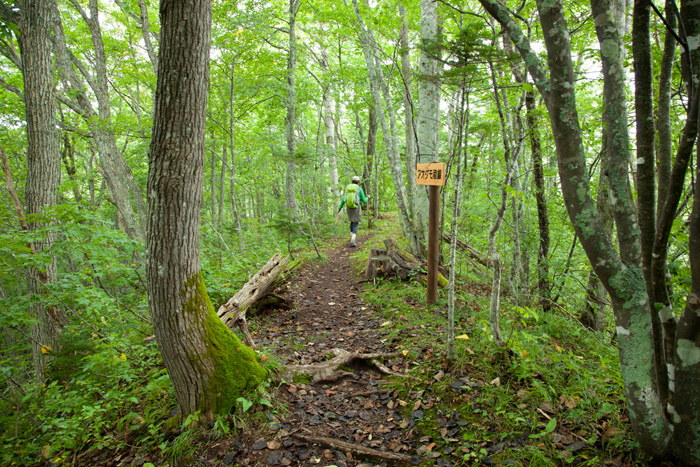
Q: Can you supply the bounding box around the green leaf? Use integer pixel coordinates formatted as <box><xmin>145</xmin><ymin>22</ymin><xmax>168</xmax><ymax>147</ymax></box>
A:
<box><xmin>545</xmin><ymin>417</ymin><xmax>557</xmax><ymax>434</ymax></box>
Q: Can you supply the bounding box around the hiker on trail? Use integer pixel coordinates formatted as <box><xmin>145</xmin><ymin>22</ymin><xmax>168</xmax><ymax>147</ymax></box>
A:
<box><xmin>337</xmin><ymin>175</ymin><xmax>369</xmax><ymax>247</ymax></box>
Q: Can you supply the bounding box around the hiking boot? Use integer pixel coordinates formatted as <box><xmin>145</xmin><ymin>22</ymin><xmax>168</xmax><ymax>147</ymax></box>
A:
<box><xmin>350</xmin><ymin>241</ymin><xmax>356</xmax><ymax>247</ymax></box>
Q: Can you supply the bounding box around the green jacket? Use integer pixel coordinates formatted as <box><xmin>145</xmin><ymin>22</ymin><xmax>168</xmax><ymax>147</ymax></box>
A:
<box><xmin>337</xmin><ymin>184</ymin><xmax>368</xmax><ymax>211</ymax></box>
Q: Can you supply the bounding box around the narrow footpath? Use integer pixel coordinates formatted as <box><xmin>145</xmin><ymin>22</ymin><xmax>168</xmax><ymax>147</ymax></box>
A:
<box><xmin>205</xmin><ymin>234</ymin><xmax>427</xmax><ymax>467</ymax></box>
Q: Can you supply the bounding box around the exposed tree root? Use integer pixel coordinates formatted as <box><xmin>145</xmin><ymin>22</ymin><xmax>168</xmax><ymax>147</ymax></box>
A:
<box><xmin>292</xmin><ymin>433</ymin><xmax>413</xmax><ymax>463</ymax></box>
<box><xmin>281</xmin><ymin>349</ymin><xmax>401</xmax><ymax>383</ymax></box>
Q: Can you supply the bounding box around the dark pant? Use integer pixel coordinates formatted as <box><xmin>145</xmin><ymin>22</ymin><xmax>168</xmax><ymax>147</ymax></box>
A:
<box><xmin>350</xmin><ymin>222</ymin><xmax>358</xmax><ymax>234</ymax></box>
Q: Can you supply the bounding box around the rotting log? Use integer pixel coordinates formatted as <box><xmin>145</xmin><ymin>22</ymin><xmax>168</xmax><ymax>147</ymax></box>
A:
<box><xmin>217</xmin><ymin>254</ymin><xmax>303</xmax><ymax>348</ymax></box>
<box><xmin>441</xmin><ymin>233</ymin><xmax>491</xmax><ymax>267</ymax></box>
<box><xmin>365</xmin><ymin>238</ymin><xmax>447</xmax><ymax>286</ymax></box>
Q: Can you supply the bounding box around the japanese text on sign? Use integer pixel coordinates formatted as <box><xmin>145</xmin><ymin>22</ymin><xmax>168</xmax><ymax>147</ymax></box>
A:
<box><xmin>416</xmin><ymin>162</ymin><xmax>446</xmax><ymax>186</ymax></box>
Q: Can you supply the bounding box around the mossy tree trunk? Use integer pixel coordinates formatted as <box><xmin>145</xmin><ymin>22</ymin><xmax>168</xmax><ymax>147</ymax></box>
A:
<box><xmin>146</xmin><ymin>0</ymin><xmax>265</xmax><ymax>425</ymax></box>
<box><xmin>481</xmin><ymin>0</ymin><xmax>700</xmax><ymax>463</ymax></box>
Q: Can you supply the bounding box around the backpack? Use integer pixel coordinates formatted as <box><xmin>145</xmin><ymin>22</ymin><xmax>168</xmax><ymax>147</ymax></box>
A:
<box><xmin>345</xmin><ymin>183</ymin><xmax>360</xmax><ymax>209</ymax></box>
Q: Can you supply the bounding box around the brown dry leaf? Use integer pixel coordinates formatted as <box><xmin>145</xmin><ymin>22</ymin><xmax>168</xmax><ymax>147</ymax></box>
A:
<box><xmin>267</xmin><ymin>440</ymin><xmax>282</xmax><ymax>450</ymax></box>
<box><xmin>387</xmin><ymin>400</ymin><xmax>395</xmax><ymax>409</ymax></box>
<box><xmin>489</xmin><ymin>377</ymin><xmax>501</xmax><ymax>386</ymax></box>
<box><xmin>564</xmin><ymin>397</ymin><xmax>577</xmax><ymax>409</ymax></box>
<box><xmin>413</xmin><ymin>400</ymin><xmax>422</xmax><ymax>411</ymax></box>
<box><xmin>400</xmin><ymin>418</ymin><xmax>410</xmax><ymax>429</ymax></box>
<box><xmin>426</xmin><ymin>442</ymin><xmax>436</xmax><ymax>451</ymax></box>
<box><xmin>540</xmin><ymin>402</ymin><xmax>554</xmax><ymax>413</ymax></box>
<box><xmin>603</xmin><ymin>426</ymin><xmax>624</xmax><ymax>438</ymax></box>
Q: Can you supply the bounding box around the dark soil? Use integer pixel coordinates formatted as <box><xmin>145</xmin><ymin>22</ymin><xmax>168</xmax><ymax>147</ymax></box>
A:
<box><xmin>201</xmin><ymin>234</ymin><xmax>428</xmax><ymax>467</ymax></box>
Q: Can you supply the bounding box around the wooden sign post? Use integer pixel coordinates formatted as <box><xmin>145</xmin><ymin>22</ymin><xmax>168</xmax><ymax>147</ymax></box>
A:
<box><xmin>417</xmin><ymin>162</ymin><xmax>445</xmax><ymax>304</ymax></box>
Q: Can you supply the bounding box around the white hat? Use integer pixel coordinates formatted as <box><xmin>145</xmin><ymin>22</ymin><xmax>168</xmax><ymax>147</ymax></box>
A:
<box><xmin>352</xmin><ymin>175</ymin><xmax>360</xmax><ymax>182</ymax></box>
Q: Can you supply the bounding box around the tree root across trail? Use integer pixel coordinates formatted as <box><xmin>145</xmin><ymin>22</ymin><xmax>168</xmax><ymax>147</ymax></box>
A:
<box><xmin>204</xmin><ymin>234</ymin><xmax>431</xmax><ymax>467</ymax></box>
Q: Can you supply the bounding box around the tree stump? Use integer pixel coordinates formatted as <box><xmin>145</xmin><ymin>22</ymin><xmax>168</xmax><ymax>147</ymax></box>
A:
<box><xmin>365</xmin><ymin>239</ymin><xmax>447</xmax><ymax>286</ymax></box>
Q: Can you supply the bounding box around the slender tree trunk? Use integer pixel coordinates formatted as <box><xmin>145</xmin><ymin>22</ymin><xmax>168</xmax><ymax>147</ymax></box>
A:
<box><xmin>210</xmin><ymin>138</ymin><xmax>217</xmax><ymax>221</ymax></box>
<box><xmin>228</xmin><ymin>60</ymin><xmax>244</xmax><ymax>251</ymax></box>
<box><xmin>318</xmin><ymin>38</ymin><xmax>339</xmax><ymax>200</ymax></box>
<box><xmin>217</xmin><ymin>146</ymin><xmax>227</xmax><ymax>228</ymax></box>
<box><xmin>447</xmin><ymin>84</ymin><xmax>468</xmax><ymax>362</ymax></box>
<box><xmin>18</xmin><ymin>0</ymin><xmax>64</xmax><ymax>382</ymax></box>
<box><xmin>488</xmin><ymin>160</ymin><xmax>517</xmax><ymax>347</ymax></box>
<box><xmin>415</xmin><ymin>0</ymin><xmax>441</xmax><ymax>257</ymax></box>
<box><xmin>51</xmin><ymin>1</ymin><xmax>145</xmax><ymax>241</ymax></box>
<box><xmin>147</xmin><ymin>0</ymin><xmax>265</xmax><ymax>424</ymax></box>
<box><xmin>526</xmin><ymin>90</ymin><xmax>551</xmax><ymax>311</ymax></box>
<box><xmin>351</xmin><ymin>0</ymin><xmax>412</xmax><ymax>245</ymax></box>
<box><xmin>285</xmin><ymin>0</ymin><xmax>301</xmax><ymax>215</ymax></box>
<box><xmin>399</xmin><ymin>2</ymin><xmax>416</xmax><ymax>219</ymax></box>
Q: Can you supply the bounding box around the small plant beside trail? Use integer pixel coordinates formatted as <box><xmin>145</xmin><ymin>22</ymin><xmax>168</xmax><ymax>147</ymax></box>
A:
<box><xmin>360</xmin><ymin>267</ymin><xmax>636</xmax><ymax>466</ymax></box>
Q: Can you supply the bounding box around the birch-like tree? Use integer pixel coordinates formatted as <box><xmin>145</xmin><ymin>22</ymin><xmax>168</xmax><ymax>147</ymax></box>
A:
<box><xmin>480</xmin><ymin>0</ymin><xmax>700</xmax><ymax>461</ymax></box>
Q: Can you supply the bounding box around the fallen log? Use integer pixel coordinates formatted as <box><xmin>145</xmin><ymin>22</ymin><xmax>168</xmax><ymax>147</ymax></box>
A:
<box><xmin>292</xmin><ymin>433</ymin><xmax>413</xmax><ymax>464</ymax></box>
<box><xmin>217</xmin><ymin>254</ymin><xmax>303</xmax><ymax>348</ymax></box>
<box><xmin>280</xmin><ymin>348</ymin><xmax>402</xmax><ymax>383</ymax></box>
<box><xmin>365</xmin><ymin>238</ymin><xmax>447</xmax><ymax>286</ymax></box>
<box><xmin>441</xmin><ymin>233</ymin><xmax>491</xmax><ymax>267</ymax></box>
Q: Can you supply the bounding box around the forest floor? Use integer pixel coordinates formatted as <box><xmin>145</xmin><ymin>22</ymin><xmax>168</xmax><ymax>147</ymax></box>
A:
<box><xmin>199</xmin><ymin>232</ymin><xmax>428</xmax><ymax>467</ymax></box>
<box><xmin>86</xmin><ymin>218</ymin><xmax>639</xmax><ymax>467</ymax></box>
<box><xmin>181</xmin><ymin>227</ymin><xmax>640</xmax><ymax>467</ymax></box>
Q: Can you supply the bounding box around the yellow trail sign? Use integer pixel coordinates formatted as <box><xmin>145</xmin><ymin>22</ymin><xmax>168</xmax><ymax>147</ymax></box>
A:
<box><xmin>416</xmin><ymin>162</ymin><xmax>446</xmax><ymax>186</ymax></box>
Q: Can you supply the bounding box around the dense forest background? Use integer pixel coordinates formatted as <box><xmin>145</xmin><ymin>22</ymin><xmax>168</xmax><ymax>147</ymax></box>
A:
<box><xmin>1</xmin><ymin>0</ymin><xmax>700</xmax><ymax>464</ymax></box>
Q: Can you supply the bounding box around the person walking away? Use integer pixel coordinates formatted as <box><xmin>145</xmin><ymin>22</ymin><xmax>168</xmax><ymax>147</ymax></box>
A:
<box><xmin>337</xmin><ymin>175</ymin><xmax>369</xmax><ymax>247</ymax></box>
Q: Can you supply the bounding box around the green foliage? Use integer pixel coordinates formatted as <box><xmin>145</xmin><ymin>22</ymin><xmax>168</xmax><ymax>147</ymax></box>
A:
<box><xmin>0</xmin><ymin>334</ymin><xmax>174</xmax><ymax>466</ymax></box>
<box><xmin>360</xmin><ymin>249</ymin><xmax>637</xmax><ymax>465</ymax></box>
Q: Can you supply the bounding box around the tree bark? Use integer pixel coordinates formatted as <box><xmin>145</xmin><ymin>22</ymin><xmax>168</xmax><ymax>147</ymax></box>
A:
<box><xmin>19</xmin><ymin>0</ymin><xmax>64</xmax><ymax>382</ymax></box>
<box><xmin>51</xmin><ymin>1</ymin><xmax>146</xmax><ymax>241</ymax></box>
<box><xmin>399</xmin><ymin>2</ymin><xmax>416</xmax><ymax>220</ymax></box>
<box><xmin>415</xmin><ymin>0</ymin><xmax>441</xmax><ymax>257</ymax></box>
<box><xmin>351</xmin><ymin>0</ymin><xmax>413</xmax><ymax>247</ymax></box>
<box><xmin>147</xmin><ymin>0</ymin><xmax>265</xmax><ymax>424</ymax></box>
<box><xmin>284</xmin><ymin>0</ymin><xmax>301</xmax><ymax>215</ymax></box>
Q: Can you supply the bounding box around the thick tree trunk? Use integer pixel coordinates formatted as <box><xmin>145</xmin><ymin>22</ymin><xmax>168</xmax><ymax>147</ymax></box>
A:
<box><xmin>19</xmin><ymin>0</ymin><xmax>64</xmax><ymax>381</ymax></box>
<box><xmin>147</xmin><ymin>0</ymin><xmax>265</xmax><ymax>424</ymax></box>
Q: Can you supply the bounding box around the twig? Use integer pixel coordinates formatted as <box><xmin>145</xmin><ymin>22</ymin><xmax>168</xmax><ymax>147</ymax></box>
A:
<box><xmin>1</xmin><ymin>147</ymin><xmax>29</xmax><ymax>232</ymax></box>
<box><xmin>292</xmin><ymin>433</ymin><xmax>412</xmax><ymax>463</ymax></box>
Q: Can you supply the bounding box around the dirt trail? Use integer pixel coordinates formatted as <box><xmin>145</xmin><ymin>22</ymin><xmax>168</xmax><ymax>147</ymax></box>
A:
<box><xmin>206</xmin><ymin>234</ymin><xmax>426</xmax><ymax>467</ymax></box>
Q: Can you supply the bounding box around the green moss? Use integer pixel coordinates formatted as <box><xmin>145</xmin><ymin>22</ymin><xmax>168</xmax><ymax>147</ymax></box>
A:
<box><xmin>183</xmin><ymin>273</ymin><xmax>267</xmax><ymax>417</ymax></box>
